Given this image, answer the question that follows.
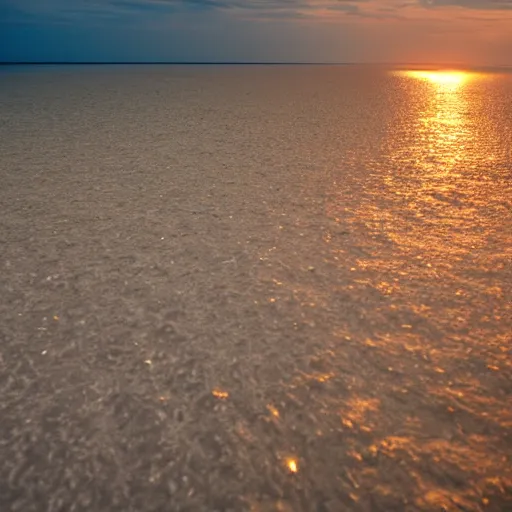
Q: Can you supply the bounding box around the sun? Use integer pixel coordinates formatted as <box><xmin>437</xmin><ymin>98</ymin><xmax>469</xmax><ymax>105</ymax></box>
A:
<box><xmin>401</xmin><ymin>70</ymin><xmax>469</xmax><ymax>87</ymax></box>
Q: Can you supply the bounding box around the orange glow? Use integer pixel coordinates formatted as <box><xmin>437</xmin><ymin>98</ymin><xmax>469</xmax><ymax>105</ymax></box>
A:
<box><xmin>212</xmin><ymin>389</ymin><xmax>229</xmax><ymax>399</ymax></box>
<box><xmin>267</xmin><ymin>404</ymin><xmax>280</xmax><ymax>417</ymax></box>
<box><xmin>397</xmin><ymin>70</ymin><xmax>476</xmax><ymax>91</ymax></box>
<box><xmin>287</xmin><ymin>458</ymin><xmax>298</xmax><ymax>473</ymax></box>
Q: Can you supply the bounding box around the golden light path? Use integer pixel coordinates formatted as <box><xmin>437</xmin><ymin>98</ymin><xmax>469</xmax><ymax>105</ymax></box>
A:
<box><xmin>403</xmin><ymin>70</ymin><xmax>469</xmax><ymax>86</ymax></box>
<box><xmin>398</xmin><ymin>70</ymin><xmax>477</xmax><ymax>90</ymax></box>
<box><xmin>248</xmin><ymin>66</ymin><xmax>509</xmax><ymax>510</ymax></box>
<box><xmin>312</xmin><ymin>66</ymin><xmax>510</xmax><ymax>508</ymax></box>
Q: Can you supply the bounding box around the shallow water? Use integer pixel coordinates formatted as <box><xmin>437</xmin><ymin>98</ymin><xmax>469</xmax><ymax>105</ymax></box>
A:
<box><xmin>0</xmin><ymin>65</ymin><xmax>511</xmax><ymax>511</ymax></box>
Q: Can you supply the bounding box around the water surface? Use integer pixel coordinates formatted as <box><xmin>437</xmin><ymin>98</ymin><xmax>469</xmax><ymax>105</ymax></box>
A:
<box><xmin>0</xmin><ymin>65</ymin><xmax>511</xmax><ymax>511</ymax></box>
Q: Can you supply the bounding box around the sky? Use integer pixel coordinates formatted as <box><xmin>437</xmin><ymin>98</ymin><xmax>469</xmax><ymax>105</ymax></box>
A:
<box><xmin>1</xmin><ymin>0</ymin><xmax>512</xmax><ymax>65</ymax></box>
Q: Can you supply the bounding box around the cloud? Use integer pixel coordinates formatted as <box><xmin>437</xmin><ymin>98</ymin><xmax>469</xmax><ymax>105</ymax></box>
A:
<box><xmin>418</xmin><ymin>0</ymin><xmax>512</xmax><ymax>9</ymax></box>
<box><xmin>0</xmin><ymin>0</ymin><xmax>372</xmax><ymax>23</ymax></box>
<box><xmin>3</xmin><ymin>0</ymin><xmax>512</xmax><ymax>25</ymax></box>
<box><xmin>2</xmin><ymin>0</ymin><xmax>511</xmax><ymax>63</ymax></box>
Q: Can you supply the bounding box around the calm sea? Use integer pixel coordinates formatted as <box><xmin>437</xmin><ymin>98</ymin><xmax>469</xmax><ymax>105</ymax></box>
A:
<box><xmin>1</xmin><ymin>65</ymin><xmax>511</xmax><ymax>511</ymax></box>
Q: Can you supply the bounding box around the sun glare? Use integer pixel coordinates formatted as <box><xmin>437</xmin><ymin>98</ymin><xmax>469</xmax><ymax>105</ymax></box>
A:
<box><xmin>399</xmin><ymin>70</ymin><xmax>471</xmax><ymax>88</ymax></box>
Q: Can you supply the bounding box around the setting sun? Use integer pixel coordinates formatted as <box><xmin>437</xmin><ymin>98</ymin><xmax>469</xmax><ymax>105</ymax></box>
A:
<box><xmin>400</xmin><ymin>70</ymin><xmax>470</xmax><ymax>87</ymax></box>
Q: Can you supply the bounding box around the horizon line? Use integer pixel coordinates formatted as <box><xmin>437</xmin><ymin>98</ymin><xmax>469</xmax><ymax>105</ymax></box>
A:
<box><xmin>1</xmin><ymin>61</ymin><xmax>511</xmax><ymax>69</ymax></box>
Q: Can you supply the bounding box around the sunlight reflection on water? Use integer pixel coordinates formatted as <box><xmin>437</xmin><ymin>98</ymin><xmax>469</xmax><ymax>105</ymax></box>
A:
<box><xmin>318</xmin><ymin>69</ymin><xmax>511</xmax><ymax>509</ymax></box>
<box><xmin>255</xmin><ymin>68</ymin><xmax>511</xmax><ymax>511</ymax></box>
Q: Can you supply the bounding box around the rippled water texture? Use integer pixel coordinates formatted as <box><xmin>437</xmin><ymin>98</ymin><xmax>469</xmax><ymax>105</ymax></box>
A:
<box><xmin>0</xmin><ymin>66</ymin><xmax>511</xmax><ymax>511</ymax></box>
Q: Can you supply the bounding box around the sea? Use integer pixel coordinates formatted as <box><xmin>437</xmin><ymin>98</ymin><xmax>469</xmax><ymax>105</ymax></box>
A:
<box><xmin>1</xmin><ymin>65</ymin><xmax>511</xmax><ymax>511</ymax></box>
